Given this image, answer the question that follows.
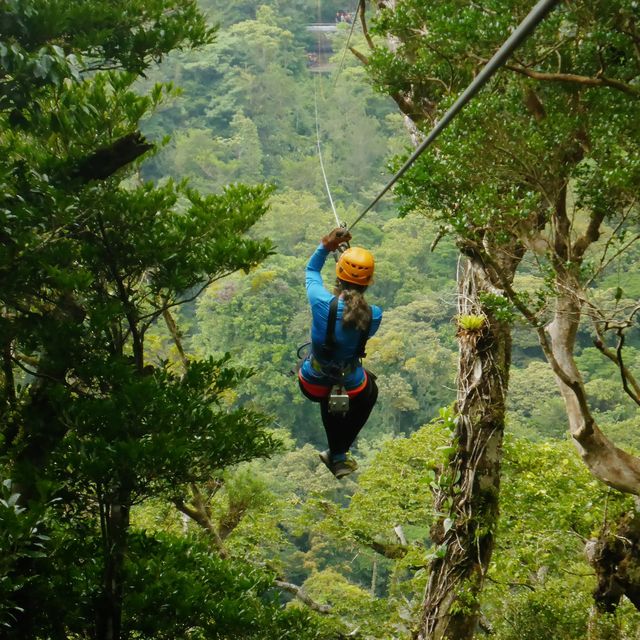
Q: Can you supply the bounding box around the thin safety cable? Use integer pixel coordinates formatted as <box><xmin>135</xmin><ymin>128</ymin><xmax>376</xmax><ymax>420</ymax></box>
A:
<box><xmin>332</xmin><ymin>0</ymin><xmax>362</xmax><ymax>89</ymax></box>
<box><xmin>348</xmin><ymin>0</ymin><xmax>561</xmax><ymax>231</ymax></box>
<box><xmin>314</xmin><ymin>78</ymin><xmax>340</xmax><ymax>226</ymax></box>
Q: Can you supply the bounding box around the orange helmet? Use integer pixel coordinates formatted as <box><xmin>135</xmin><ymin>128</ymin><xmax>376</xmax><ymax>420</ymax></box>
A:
<box><xmin>336</xmin><ymin>247</ymin><xmax>375</xmax><ymax>286</ymax></box>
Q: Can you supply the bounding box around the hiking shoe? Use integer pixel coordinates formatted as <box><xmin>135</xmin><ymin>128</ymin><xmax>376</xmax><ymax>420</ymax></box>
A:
<box><xmin>318</xmin><ymin>450</ymin><xmax>358</xmax><ymax>479</ymax></box>
<box><xmin>332</xmin><ymin>456</ymin><xmax>358</xmax><ymax>479</ymax></box>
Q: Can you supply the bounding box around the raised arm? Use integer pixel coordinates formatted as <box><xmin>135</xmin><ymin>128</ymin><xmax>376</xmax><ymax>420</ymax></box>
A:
<box><xmin>305</xmin><ymin>228</ymin><xmax>352</xmax><ymax>304</ymax></box>
<box><xmin>305</xmin><ymin>244</ymin><xmax>331</xmax><ymax>303</ymax></box>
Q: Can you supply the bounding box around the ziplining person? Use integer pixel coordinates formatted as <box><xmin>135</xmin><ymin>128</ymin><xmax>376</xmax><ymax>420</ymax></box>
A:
<box><xmin>298</xmin><ymin>227</ymin><xmax>382</xmax><ymax>479</ymax></box>
<box><xmin>300</xmin><ymin>0</ymin><xmax>560</xmax><ymax>478</ymax></box>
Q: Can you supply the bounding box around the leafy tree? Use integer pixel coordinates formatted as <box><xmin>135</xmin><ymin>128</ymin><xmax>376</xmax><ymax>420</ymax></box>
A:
<box><xmin>169</xmin><ymin>114</ymin><xmax>264</xmax><ymax>192</ymax></box>
<box><xmin>0</xmin><ymin>1</ymin><xmax>317</xmax><ymax>638</ymax></box>
<box><xmin>362</xmin><ymin>0</ymin><xmax>640</xmax><ymax>635</ymax></box>
<box><xmin>507</xmin><ymin>361</ymin><xmax>568</xmax><ymax>440</ymax></box>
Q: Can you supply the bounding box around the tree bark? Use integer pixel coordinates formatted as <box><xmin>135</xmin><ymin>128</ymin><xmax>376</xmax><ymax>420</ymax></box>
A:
<box><xmin>70</xmin><ymin>131</ymin><xmax>153</xmax><ymax>183</ymax></box>
<box><xmin>416</xmin><ymin>247</ymin><xmax>515</xmax><ymax>640</ymax></box>
<box><xmin>585</xmin><ymin>510</ymin><xmax>640</xmax><ymax>628</ymax></box>
<box><xmin>96</xmin><ymin>493</ymin><xmax>131</xmax><ymax>640</ymax></box>
<box><xmin>546</xmin><ymin>276</ymin><xmax>640</xmax><ymax>495</ymax></box>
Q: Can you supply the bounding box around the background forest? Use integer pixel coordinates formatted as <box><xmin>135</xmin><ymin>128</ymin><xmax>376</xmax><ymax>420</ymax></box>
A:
<box><xmin>2</xmin><ymin>0</ymin><xmax>640</xmax><ymax>639</ymax></box>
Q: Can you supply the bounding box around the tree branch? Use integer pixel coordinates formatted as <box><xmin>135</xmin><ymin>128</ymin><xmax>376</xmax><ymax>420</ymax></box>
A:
<box><xmin>71</xmin><ymin>131</ymin><xmax>154</xmax><ymax>182</ymax></box>
<box><xmin>585</xmin><ymin>198</ymin><xmax>638</xmax><ymax>286</ymax></box>
<box><xmin>358</xmin><ymin>0</ymin><xmax>375</xmax><ymax>51</ymax></box>
<box><xmin>139</xmin><ymin>271</ymin><xmax>236</xmax><ymax>322</ymax></box>
<box><xmin>162</xmin><ymin>308</ymin><xmax>189</xmax><ymax>370</ymax></box>
<box><xmin>587</xmin><ymin>232</ymin><xmax>640</xmax><ymax>287</ymax></box>
<box><xmin>274</xmin><ymin>580</ymin><xmax>332</xmax><ymax>614</ymax></box>
<box><xmin>573</xmin><ymin>208</ymin><xmax>606</xmax><ymax>259</ymax></box>
<box><xmin>96</xmin><ymin>213</ymin><xmax>144</xmax><ymax>371</ymax></box>
<box><xmin>173</xmin><ymin>483</ymin><xmax>228</xmax><ymax>557</ymax></box>
<box><xmin>349</xmin><ymin>46</ymin><xmax>369</xmax><ymax>66</ymax></box>
<box><xmin>317</xmin><ymin>500</ymin><xmax>409</xmax><ymax>559</ymax></box>
<box><xmin>394</xmin><ymin>525</ymin><xmax>408</xmax><ymax>546</ymax></box>
<box><xmin>553</xmin><ymin>182</ymin><xmax>571</xmax><ymax>264</ymax></box>
<box><xmin>594</xmin><ymin>329</ymin><xmax>640</xmax><ymax>407</ymax></box>
<box><xmin>486</xmin><ymin>574</ymin><xmax>535</xmax><ymax>592</ymax></box>
<box><xmin>504</xmin><ymin>64</ymin><xmax>640</xmax><ymax>98</ymax></box>
<box><xmin>352</xmin><ymin>529</ymin><xmax>408</xmax><ymax>559</ymax></box>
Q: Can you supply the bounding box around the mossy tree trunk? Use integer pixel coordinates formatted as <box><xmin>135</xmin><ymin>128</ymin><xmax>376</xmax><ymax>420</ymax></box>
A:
<box><xmin>585</xmin><ymin>510</ymin><xmax>640</xmax><ymax>639</ymax></box>
<box><xmin>416</xmin><ymin>244</ymin><xmax>519</xmax><ymax>640</ymax></box>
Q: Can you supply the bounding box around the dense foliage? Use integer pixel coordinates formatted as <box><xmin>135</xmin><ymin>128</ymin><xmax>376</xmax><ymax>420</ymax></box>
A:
<box><xmin>0</xmin><ymin>1</ymin><xmax>320</xmax><ymax>638</ymax></box>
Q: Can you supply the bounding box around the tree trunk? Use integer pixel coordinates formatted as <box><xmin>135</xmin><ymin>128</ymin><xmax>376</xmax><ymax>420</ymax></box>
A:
<box><xmin>416</xmin><ymin>248</ymin><xmax>514</xmax><ymax>640</ymax></box>
<box><xmin>546</xmin><ymin>279</ymin><xmax>640</xmax><ymax>494</ymax></box>
<box><xmin>96</xmin><ymin>494</ymin><xmax>130</xmax><ymax>640</ymax></box>
<box><xmin>584</xmin><ymin>509</ymin><xmax>640</xmax><ymax>637</ymax></box>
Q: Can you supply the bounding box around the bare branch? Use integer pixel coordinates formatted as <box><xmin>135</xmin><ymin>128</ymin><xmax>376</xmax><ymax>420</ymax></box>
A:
<box><xmin>503</xmin><ymin>64</ymin><xmax>640</xmax><ymax>98</ymax></box>
<box><xmin>10</xmin><ymin>354</ymin><xmax>69</xmax><ymax>387</ymax></box>
<box><xmin>518</xmin><ymin>37</ymin><xmax>572</xmax><ymax>68</ymax></box>
<box><xmin>358</xmin><ymin>0</ymin><xmax>375</xmax><ymax>51</ymax></box>
<box><xmin>585</xmin><ymin>199</ymin><xmax>637</xmax><ymax>285</ymax></box>
<box><xmin>349</xmin><ymin>46</ymin><xmax>369</xmax><ymax>66</ymax></box>
<box><xmin>594</xmin><ymin>328</ymin><xmax>640</xmax><ymax>406</ymax></box>
<box><xmin>587</xmin><ymin>232</ymin><xmax>640</xmax><ymax>287</ymax></box>
<box><xmin>430</xmin><ymin>228</ymin><xmax>446</xmax><ymax>252</ymax></box>
<box><xmin>274</xmin><ymin>580</ymin><xmax>332</xmax><ymax>614</ymax></box>
<box><xmin>162</xmin><ymin>308</ymin><xmax>189</xmax><ymax>370</ymax></box>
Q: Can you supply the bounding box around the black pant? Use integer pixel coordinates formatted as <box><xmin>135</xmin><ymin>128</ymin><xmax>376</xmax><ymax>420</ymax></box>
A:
<box><xmin>299</xmin><ymin>373</ymin><xmax>378</xmax><ymax>456</ymax></box>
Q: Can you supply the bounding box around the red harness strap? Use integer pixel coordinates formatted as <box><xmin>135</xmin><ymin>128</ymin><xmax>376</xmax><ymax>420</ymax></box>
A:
<box><xmin>298</xmin><ymin>370</ymin><xmax>368</xmax><ymax>399</ymax></box>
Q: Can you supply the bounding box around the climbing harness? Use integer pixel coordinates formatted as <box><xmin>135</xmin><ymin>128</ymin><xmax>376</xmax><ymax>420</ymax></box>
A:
<box><xmin>317</xmin><ymin>296</ymin><xmax>371</xmax><ymax>362</ymax></box>
<box><xmin>347</xmin><ymin>0</ymin><xmax>562</xmax><ymax>232</ymax></box>
<box><xmin>313</xmin><ymin>296</ymin><xmax>372</xmax><ymax>414</ymax></box>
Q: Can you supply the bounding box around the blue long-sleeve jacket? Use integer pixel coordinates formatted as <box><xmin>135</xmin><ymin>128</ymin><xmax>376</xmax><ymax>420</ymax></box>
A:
<box><xmin>299</xmin><ymin>244</ymin><xmax>382</xmax><ymax>390</ymax></box>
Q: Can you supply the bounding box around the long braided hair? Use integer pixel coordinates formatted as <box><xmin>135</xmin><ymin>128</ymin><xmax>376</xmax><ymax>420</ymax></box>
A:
<box><xmin>334</xmin><ymin>279</ymin><xmax>370</xmax><ymax>331</ymax></box>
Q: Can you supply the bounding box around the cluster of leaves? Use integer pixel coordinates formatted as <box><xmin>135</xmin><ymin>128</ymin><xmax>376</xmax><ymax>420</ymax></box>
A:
<box><xmin>0</xmin><ymin>481</ymin><xmax>50</xmax><ymax>630</ymax></box>
<box><xmin>121</xmin><ymin>532</ymin><xmax>322</xmax><ymax>639</ymax></box>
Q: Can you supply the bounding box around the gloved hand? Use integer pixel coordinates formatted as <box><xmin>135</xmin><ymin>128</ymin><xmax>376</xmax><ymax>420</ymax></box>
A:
<box><xmin>322</xmin><ymin>227</ymin><xmax>352</xmax><ymax>251</ymax></box>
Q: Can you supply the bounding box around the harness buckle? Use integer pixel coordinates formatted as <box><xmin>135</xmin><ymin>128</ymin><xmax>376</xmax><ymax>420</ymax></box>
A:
<box><xmin>328</xmin><ymin>387</ymin><xmax>349</xmax><ymax>414</ymax></box>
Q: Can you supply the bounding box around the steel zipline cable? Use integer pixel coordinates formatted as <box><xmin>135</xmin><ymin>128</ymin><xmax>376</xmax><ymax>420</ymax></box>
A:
<box><xmin>347</xmin><ymin>0</ymin><xmax>562</xmax><ymax>232</ymax></box>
